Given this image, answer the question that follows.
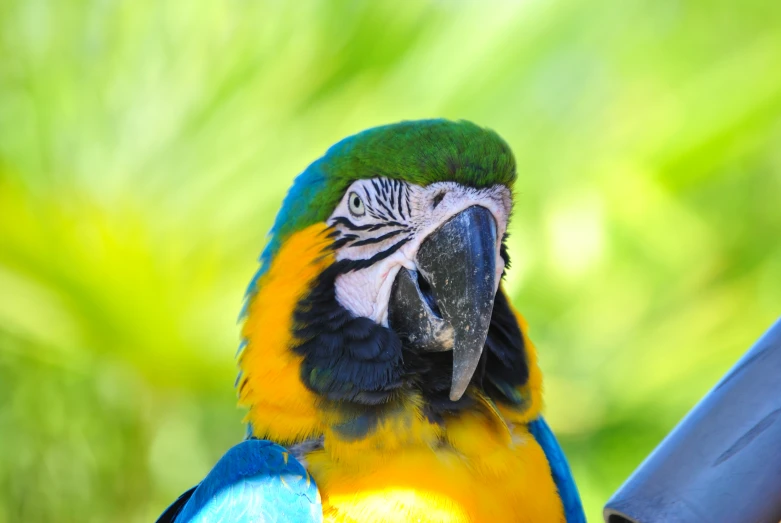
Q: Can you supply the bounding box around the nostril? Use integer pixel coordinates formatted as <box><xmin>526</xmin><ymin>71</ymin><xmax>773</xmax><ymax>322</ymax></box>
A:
<box><xmin>416</xmin><ymin>271</ymin><xmax>442</xmax><ymax>318</ymax></box>
<box><xmin>432</xmin><ymin>191</ymin><xmax>446</xmax><ymax>209</ymax></box>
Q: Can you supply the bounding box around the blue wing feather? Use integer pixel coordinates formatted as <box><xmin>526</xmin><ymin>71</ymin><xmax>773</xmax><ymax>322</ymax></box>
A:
<box><xmin>157</xmin><ymin>439</ymin><xmax>322</xmax><ymax>523</ymax></box>
<box><xmin>528</xmin><ymin>417</ymin><xmax>586</xmax><ymax>523</ymax></box>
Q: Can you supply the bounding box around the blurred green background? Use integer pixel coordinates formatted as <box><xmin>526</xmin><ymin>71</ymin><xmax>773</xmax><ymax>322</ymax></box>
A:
<box><xmin>1</xmin><ymin>0</ymin><xmax>780</xmax><ymax>521</ymax></box>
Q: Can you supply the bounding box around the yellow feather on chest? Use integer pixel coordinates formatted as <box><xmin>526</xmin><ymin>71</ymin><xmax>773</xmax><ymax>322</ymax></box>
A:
<box><xmin>306</xmin><ymin>409</ymin><xmax>565</xmax><ymax>523</ymax></box>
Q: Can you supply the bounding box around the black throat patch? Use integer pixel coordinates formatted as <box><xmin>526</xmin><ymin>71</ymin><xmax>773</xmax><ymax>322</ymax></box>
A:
<box><xmin>291</xmin><ymin>250</ymin><xmax>529</xmax><ymax>437</ymax></box>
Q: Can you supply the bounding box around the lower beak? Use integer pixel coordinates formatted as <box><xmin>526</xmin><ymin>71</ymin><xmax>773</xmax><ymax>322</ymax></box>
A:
<box><xmin>389</xmin><ymin>206</ymin><xmax>498</xmax><ymax>401</ymax></box>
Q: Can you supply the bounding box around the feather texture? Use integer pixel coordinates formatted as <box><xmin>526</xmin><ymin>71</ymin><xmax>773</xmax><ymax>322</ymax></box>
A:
<box><xmin>157</xmin><ymin>440</ymin><xmax>321</xmax><ymax>523</ymax></box>
<box><xmin>528</xmin><ymin>417</ymin><xmax>586</xmax><ymax>523</ymax></box>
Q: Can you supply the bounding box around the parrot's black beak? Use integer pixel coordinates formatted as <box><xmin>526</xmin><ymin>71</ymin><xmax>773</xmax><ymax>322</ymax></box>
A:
<box><xmin>389</xmin><ymin>206</ymin><xmax>498</xmax><ymax>401</ymax></box>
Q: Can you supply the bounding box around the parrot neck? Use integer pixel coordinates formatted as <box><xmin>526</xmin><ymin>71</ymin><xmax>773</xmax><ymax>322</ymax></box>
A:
<box><xmin>303</xmin><ymin>390</ymin><xmax>563</xmax><ymax>523</ymax></box>
<box><xmin>237</xmin><ymin>224</ymin><xmax>543</xmax><ymax>448</ymax></box>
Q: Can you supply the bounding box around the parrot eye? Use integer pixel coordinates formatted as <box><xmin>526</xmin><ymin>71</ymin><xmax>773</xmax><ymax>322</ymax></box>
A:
<box><xmin>348</xmin><ymin>192</ymin><xmax>365</xmax><ymax>217</ymax></box>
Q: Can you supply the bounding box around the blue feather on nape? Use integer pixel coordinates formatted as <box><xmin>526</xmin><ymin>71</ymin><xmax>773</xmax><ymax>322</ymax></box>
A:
<box><xmin>528</xmin><ymin>417</ymin><xmax>586</xmax><ymax>523</ymax></box>
<box><xmin>156</xmin><ymin>439</ymin><xmax>322</xmax><ymax>523</ymax></box>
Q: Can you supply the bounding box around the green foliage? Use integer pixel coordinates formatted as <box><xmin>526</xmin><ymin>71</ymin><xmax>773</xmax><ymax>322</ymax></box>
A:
<box><xmin>1</xmin><ymin>0</ymin><xmax>780</xmax><ymax>521</ymax></box>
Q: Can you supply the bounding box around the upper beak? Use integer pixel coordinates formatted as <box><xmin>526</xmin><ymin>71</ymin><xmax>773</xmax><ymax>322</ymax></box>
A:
<box><xmin>389</xmin><ymin>206</ymin><xmax>498</xmax><ymax>401</ymax></box>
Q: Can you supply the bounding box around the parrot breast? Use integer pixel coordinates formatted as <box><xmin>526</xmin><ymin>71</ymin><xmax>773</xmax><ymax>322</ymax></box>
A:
<box><xmin>305</xmin><ymin>410</ymin><xmax>565</xmax><ymax>523</ymax></box>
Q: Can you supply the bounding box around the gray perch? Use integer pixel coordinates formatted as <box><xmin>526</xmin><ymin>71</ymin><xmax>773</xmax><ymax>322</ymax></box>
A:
<box><xmin>604</xmin><ymin>317</ymin><xmax>781</xmax><ymax>523</ymax></box>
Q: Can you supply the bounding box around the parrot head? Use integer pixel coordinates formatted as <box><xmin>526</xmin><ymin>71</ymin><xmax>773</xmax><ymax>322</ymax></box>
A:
<box><xmin>238</xmin><ymin>119</ymin><xmax>536</xmax><ymax>445</ymax></box>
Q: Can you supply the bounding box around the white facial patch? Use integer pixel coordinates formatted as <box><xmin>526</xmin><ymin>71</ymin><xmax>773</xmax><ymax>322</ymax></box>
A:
<box><xmin>327</xmin><ymin>178</ymin><xmax>512</xmax><ymax>325</ymax></box>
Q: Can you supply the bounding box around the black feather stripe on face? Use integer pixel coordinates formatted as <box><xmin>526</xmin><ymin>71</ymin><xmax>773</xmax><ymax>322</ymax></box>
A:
<box><xmin>349</xmin><ymin>229</ymin><xmax>405</xmax><ymax>247</ymax></box>
<box><xmin>330</xmin><ymin>217</ymin><xmax>405</xmax><ymax>232</ymax></box>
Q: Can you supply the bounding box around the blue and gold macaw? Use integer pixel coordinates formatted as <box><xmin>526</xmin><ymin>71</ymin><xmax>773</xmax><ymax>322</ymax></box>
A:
<box><xmin>158</xmin><ymin>120</ymin><xmax>585</xmax><ymax>523</ymax></box>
